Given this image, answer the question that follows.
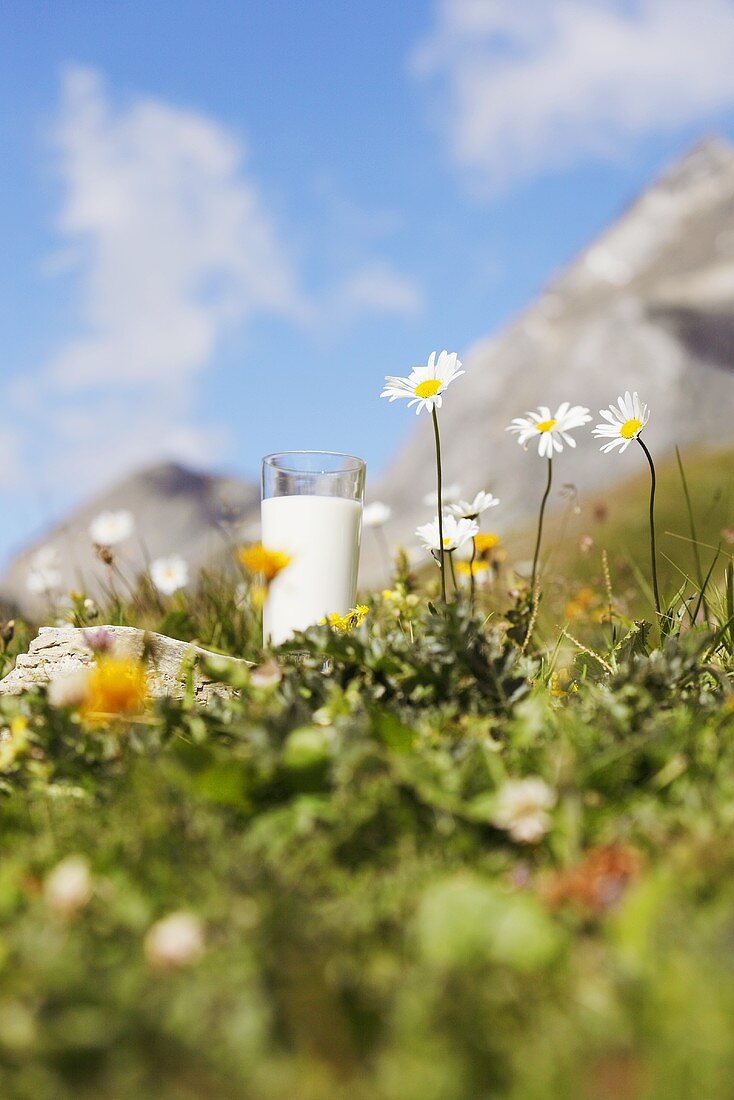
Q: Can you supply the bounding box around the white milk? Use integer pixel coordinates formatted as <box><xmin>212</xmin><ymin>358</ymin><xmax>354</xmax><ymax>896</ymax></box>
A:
<box><xmin>261</xmin><ymin>495</ymin><xmax>362</xmax><ymax>645</ymax></box>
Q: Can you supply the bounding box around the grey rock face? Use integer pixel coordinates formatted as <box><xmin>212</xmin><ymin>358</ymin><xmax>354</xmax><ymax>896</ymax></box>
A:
<box><xmin>0</xmin><ymin>626</ymin><xmax>249</xmax><ymax>703</ymax></box>
<box><xmin>0</xmin><ymin>462</ymin><xmax>259</xmax><ymax>618</ymax></box>
<box><xmin>365</xmin><ymin>139</ymin><xmax>734</xmax><ymax>579</ymax></box>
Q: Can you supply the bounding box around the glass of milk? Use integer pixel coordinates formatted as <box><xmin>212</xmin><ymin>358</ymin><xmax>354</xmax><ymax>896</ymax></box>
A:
<box><xmin>261</xmin><ymin>451</ymin><xmax>366</xmax><ymax>645</ymax></box>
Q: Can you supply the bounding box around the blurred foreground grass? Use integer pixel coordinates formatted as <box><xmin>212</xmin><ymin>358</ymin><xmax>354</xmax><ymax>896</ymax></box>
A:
<box><xmin>0</xmin><ymin>448</ymin><xmax>732</xmax><ymax>1098</ymax></box>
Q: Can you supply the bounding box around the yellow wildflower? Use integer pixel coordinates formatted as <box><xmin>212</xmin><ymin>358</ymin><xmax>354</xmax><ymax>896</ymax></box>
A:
<box><xmin>322</xmin><ymin>605</ymin><xmax>370</xmax><ymax>633</ymax></box>
<box><xmin>249</xmin><ymin>584</ymin><xmax>268</xmax><ymax>611</ymax></box>
<box><xmin>474</xmin><ymin>532</ymin><xmax>500</xmax><ymax>555</ymax></box>
<box><xmin>80</xmin><ymin>657</ymin><xmax>148</xmax><ymax>722</ymax></box>
<box><xmin>0</xmin><ymin>715</ymin><xmax>29</xmax><ymax>772</ymax></box>
<box><xmin>550</xmin><ymin>670</ymin><xmax>577</xmax><ymax>698</ymax></box>
<box><xmin>550</xmin><ymin>672</ymin><xmax>568</xmax><ymax>698</ymax></box>
<box><xmin>455</xmin><ymin>559</ymin><xmax>490</xmax><ymax>578</ymax></box>
<box><xmin>237</xmin><ymin>543</ymin><xmax>291</xmax><ymax>582</ymax></box>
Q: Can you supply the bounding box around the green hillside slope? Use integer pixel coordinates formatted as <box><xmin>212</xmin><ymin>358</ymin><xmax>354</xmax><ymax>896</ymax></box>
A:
<box><xmin>504</xmin><ymin>444</ymin><xmax>734</xmax><ymax>626</ymax></box>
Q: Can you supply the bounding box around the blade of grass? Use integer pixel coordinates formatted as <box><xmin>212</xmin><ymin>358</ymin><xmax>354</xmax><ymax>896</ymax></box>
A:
<box><xmin>676</xmin><ymin>446</ymin><xmax>708</xmax><ymax>620</ymax></box>
<box><xmin>690</xmin><ymin>546</ymin><xmax>721</xmax><ymax>626</ymax></box>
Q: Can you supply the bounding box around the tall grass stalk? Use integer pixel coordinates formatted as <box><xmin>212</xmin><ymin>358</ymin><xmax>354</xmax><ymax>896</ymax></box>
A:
<box><xmin>676</xmin><ymin>446</ymin><xmax>708</xmax><ymax>622</ymax></box>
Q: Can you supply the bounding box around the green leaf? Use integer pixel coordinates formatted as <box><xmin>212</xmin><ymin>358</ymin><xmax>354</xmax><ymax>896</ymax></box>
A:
<box><xmin>369</xmin><ymin>708</ymin><xmax>416</xmax><ymax>753</ymax></box>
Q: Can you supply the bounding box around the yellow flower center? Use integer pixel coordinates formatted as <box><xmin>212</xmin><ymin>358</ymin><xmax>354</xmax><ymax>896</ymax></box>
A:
<box><xmin>414</xmin><ymin>379</ymin><xmax>442</xmax><ymax>399</ymax></box>
<box><xmin>535</xmin><ymin>419</ymin><xmax>556</xmax><ymax>433</ymax></box>
<box><xmin>620</xmin><ymin>417</ymin><xmax>642</xmax><ymax>439</ymax></box>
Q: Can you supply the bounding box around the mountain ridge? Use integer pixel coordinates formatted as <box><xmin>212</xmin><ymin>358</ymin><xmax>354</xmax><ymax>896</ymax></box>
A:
<box><xmin>364</xmin><ymin>138</ymin><xmax>734</xmax><ymax>576</ymax></box>
<box><xmin>0</xmin><ymin>462</ymin><xmax>258</xmax><ymax>617</ymax></box>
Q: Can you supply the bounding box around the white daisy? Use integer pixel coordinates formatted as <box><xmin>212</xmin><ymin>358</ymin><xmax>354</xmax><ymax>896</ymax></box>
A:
<box><xmin>363</xmin><ymin>502</ymin><xmax>392</xmax><ymax>528</ymax></box>
<box><xmin>150</xmin><ymin>555</ymin><xmax>189</xmax><ymax>595</ymax></box>
<box><xmin>493</xmin><ymin>778</ymin><xmax>556</xmax><ymax>844</ymax></box>
<box><xmin>415</xmin><ymin>514</ymin><xmax>479</xmax><ymax>553</ymax></box>
<box><xmin>448</xmin><ymin>490</ymin><xmax>500</xmax><ymax>520</ymax></box>
<box><xmin>26</xmin><ymin>546</ymin><xmax>62</xmax><ymax>595</ymax></box>
<box><xmin>592</xmin><ymin>391</ymin><xmax>650</xmax><ymax>454</ymax></box>
<box><xmin>422</xmin><ymin>482</ymin><xmax>462</xmax><ymax>508</ymax></box>
<box><xmin>89</xmin><ymin>510</ymin><xmax>135</xmax><ymax>546</ymax></box>
<box><xmin>506</xmin><ymin>402</ymin><xmax>592</xmax><ymax>458</ymax></box>
<box><xmin>381</xmin><ymin>350</ymin><xmax>465</xmax><ymax>416</ymax></box>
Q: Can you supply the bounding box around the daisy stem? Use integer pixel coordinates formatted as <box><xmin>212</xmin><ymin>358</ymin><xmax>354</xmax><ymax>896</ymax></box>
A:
<box><xmin>469</xmin><ymin>536</ymin><xmax>477</xmax><ymax>612</ymax></box>
<box><xmin>531</xmin><ymin>457</ymin><xmax>553</xmax><ymax>597</ymax></box>
<box><xmin>448</xmin><ymin>550</ymin><xmax>458</xmax><ymax>594</ymax></box>
<box><xmin>431</xmin><ymin>406</ymin><xmax>447</xmax><ymax>604</ymax></box>
<box><xmin>637</xmin><ymin>436</ymin><xmax>662</xmax><ymax>619</ymax></box>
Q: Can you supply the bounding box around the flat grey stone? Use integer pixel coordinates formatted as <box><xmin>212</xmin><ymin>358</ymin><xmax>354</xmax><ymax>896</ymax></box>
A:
<box><xmin>0</xmin><ymin>625</ymin><xmax>250</xmax><ymax>703</ymax></box>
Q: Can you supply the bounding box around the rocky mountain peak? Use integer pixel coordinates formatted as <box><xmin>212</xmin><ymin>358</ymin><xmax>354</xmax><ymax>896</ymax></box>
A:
<box><xmin>365</xmin><ymin>139</ymin><xmax>734</xmax><ymax>577</ymax></box>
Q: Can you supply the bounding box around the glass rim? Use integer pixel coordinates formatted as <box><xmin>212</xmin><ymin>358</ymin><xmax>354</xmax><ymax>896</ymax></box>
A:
<box><xmin>262</xmin><ymin>450</ymin><xmax>365</xmax><ymax>474</ymax></box>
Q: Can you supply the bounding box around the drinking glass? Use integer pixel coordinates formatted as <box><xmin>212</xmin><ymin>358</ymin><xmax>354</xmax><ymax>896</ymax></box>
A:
<box><xmin>261</xmin><ymin>451</ymin><xmax>366</xmax><ymax>645</ymax></box>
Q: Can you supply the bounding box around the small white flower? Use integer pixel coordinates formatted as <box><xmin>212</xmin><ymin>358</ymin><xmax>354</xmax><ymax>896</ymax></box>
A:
<box><xmin>493</xmin><ymin>778</ymin><xmax>556</xmax><ymax>844</ymax></box>
<box><xmin>381</xmin><ymin>350</ymin><xmax>465</xmax><ymax>416</ymax></box>
<box><xmin>144</xmin><ymin>911</ymin><xmax>204</xmax><ymax>969</ymax></box>
<box><xmin>448</xmin><ymin>490</ymin><xmax>500</xmax><ymax>520</ymax></box>
<box><xmin>89</xmin><ymin>510</ymin><xmax>135</xmax><ymax>546</ymax></box>
<box><xmin>26</xmin><ymin>546</ymin><xmax>62</xmax><ymax>595</ymax></box>
<box><xmin>44</xmin><ymin>855</ymin><xmax>92</xmax><ymax>916</ymax></box>
<box><xmin>422</xmin><ymin>482</ymin><xmax>462</xmax><ymax>508</ymax></box>
<box><xmin>150</xmin><ymin>555</ymin><xmax>189</xmax><ymax>595</ymax></box>
<box><xmin>507</xmin><ymin>402</ymin><xmax>592</xmax><ymax>458</ymax></box>
<box><xmin>415</xmin><ymin>514</ymin><xmax>479</xmax><ymax>553</ymax></box>
<box><xmin>47</xmin><ymin>670</ymin><xmax>91</xmax><ymax>709</ymax></box>
<box><xmin>592</xmin><ymin>391</ymin><xmax>650</xmax><ymax>454</ymax></box>
<box><xmin>363</xmin><ymin>502</ymin><xmax>392</xmax><ymax>528</ymax></box>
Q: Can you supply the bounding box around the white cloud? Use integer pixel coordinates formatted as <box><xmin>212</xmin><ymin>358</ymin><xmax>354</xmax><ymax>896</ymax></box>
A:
<box><xmin>413</xmin><ymin>0</ymin><xmax>734</xmax><ymax>191</ymax></box>
<box><xmin>48</xmin><ymin>66</ymin><xmax>307</xmax><ymax>390</ymax></box>
<box><xmin>7</xmin><ymin>66</ymin><xmax>309</xmax><ymax>514</ymax></box>
<box><xmin>3</xmin><ymin>67</ymin><xmax>424</xmax><ymax>557</ymax></box>
<box><xmin>333</xmin><ymin>260</ymin><xmax>424</xmax><ymax>320</ymax></box>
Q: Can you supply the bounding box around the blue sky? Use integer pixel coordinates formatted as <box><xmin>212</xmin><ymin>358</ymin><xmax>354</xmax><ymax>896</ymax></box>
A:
<box><xmin>3</xmin><ymin>0</ymin><xmax>734</xmax><ymax>564</ymax></box>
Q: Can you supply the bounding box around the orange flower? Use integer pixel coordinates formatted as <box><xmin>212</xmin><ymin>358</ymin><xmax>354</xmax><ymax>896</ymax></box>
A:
<box><xmin>80</xmin><ymin>657</ymin><xmax>148</xmax><ymax>722</ymax></box>
<box><xmin>237</xmin><ymin>543</ymin><xmax>291</xmax><ymax>582</ymax></box>
<box><xmin>565</xmin><ymin>587</ymin><xmax>596</xmax><ymax>620</ymax></box>
<box><xmin>543</xmin><ymin>844</ymin><xmax>643</xmax><ymax>915</ymax></box>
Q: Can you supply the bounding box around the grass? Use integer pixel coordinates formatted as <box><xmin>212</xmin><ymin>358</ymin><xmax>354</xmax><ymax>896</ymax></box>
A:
<box><xmin>502</xmin><ymin>443</ymin><xmax>734</xmax><ymax>630</ymax></box>
<box><xmin>0</xmin><ymin>451</ymin><xmax>733</xmax><ymax>1098</ymax></box>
